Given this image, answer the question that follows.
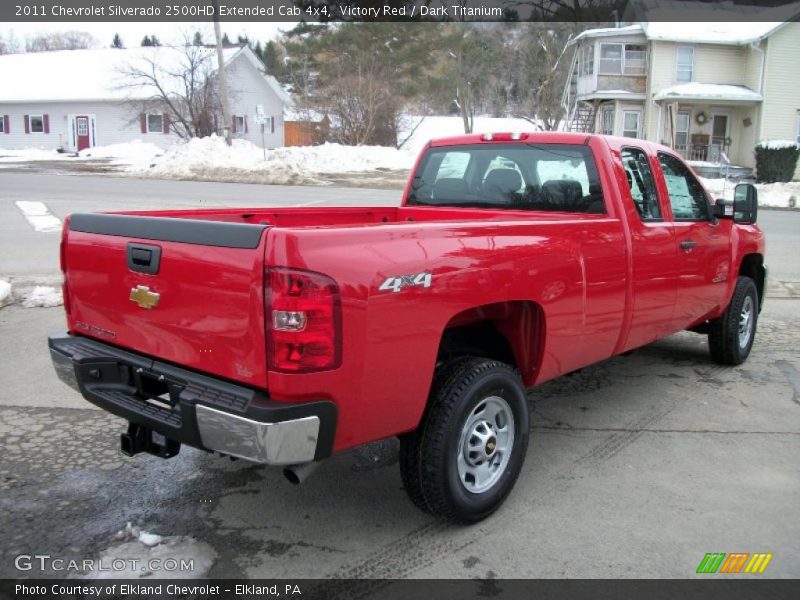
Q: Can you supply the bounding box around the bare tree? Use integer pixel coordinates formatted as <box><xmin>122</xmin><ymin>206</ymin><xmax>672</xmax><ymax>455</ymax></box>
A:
<box><xmin>25</xmin><ymin>31</ymin><xmax>97</xmax><ymax>52</ymax></box>
<box><xmin>117</xmin><ymin>44</ymin><xmax>225</xmax><ymax>139</ymax></box>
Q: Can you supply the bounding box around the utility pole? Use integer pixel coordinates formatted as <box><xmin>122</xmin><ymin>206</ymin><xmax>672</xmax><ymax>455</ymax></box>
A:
<box><xmin>212</xmin><ymin>0</ymin><xmax>232</xmax><ymax>146</ymax></box>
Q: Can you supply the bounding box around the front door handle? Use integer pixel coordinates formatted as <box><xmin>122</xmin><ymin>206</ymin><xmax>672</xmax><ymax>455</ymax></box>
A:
<box><xmin>680</xmin><ymin>240</ymin><xmax>697</xmax><ymax>251</ymax></box>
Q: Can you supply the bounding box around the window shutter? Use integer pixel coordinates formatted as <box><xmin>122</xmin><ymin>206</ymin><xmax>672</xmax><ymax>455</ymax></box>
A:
<box><xmin>271</xmin><ymin>116</ymin><xmax>275</xmax><ymax>134</ymax></box>
<box><xmin>231</xmin><ymin>115</ymin><xmax>237</xmax><ymax>133</ymax></box>
<box><xmin>43</xmin><ymin>114</ymin><xmax>50</xmax><ymax>134</ymax></box>
<box><xmin>24</xmin><ymin>114</ymin><xmax>30</xmax><ymax>134</ymax></box>
<box><xmin>244</xmin><ymin>115</ymin><xmax>249</xmax><ymax>134</ymax></box>
<box><xmin>3</xmin><ymin>115</ymin><xmax>9</xmax><ymax>134</ymax></box>
<box><xmin>140</xmin><ymin>114</ymin><xmax>147</xmax><ymax>134</ymax></box>
<box><xmin>162</xmin><ymin>113</ymin><xmax>170</xmax><ymax>134</ymax></box>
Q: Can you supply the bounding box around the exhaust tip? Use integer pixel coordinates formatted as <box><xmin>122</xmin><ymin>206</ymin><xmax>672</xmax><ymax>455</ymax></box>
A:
<box><xmin>283</xmin><ymin>467</ymin><xmax>302</xmax><ymax>485</ymax></box>
<box><xmin>283</xmin><ymin>462</ymin><xmax>319</xmax><ymax>485</ymax></box>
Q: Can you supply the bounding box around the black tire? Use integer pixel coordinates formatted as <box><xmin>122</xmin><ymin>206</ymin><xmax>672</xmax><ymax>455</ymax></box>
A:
<box><xmin>709</xmin><ymin>276</ymin><xmax>758</xmax><ymax>366</ymax></box>
<box><xmin>400</xmin><ymin>357</ymin><xmax>529</xmax><ymax>523</ymax></box>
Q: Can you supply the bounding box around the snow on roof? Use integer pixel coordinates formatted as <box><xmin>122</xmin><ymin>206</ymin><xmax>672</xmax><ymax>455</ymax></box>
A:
<box><xmin>570</xmin><ymin>24</ymin><xmax>644</xmax><ymax>45</ymax></box>
<box><xmin>0</xmin><ymin>46</ymin><xmax>287</xmax><ymax>104</ymax></box>
<box><xmin>643</xmin><ymin>21</ymin><xmax>786</xmax><ymax>45</ymax></box>
<box><xmin>653</xmin><ymin>83</ymin><xmax>763</xmax><ymax>102</ymax></box>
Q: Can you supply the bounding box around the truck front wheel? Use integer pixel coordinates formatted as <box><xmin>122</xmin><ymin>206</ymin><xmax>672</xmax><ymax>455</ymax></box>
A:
<box><xmin>399</xmin><ymin>358</ymin><xmax>529</xmax><ymax>523</ymax></box>
<box><xmin>708</xmin><ymin>276</ymin><xmax>758</xmax><ymax>365</ymax></box>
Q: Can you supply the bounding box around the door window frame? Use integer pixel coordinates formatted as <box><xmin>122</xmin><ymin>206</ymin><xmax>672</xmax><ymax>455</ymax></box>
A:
<box><xmin>621</xmin><ymin>145</ymin><xmax>664</xmax><ymax>222</ymax></box>
<box><xmin>656</xmin><ymin>150</ymin><xmax>712</xmax><ymax>222</ymax></box>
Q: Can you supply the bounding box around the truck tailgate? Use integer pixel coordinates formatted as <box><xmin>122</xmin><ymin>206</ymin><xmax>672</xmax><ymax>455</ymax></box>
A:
<box><xmin>64</xmin><ymin>214</ymin><xmax>269</xmax><ymax>388</ymax></box>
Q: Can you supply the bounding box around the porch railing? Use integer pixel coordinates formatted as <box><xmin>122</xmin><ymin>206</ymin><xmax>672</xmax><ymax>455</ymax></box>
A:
<box><xmin>674</xmin><ymin>141</ymin><xmax>730</xmax><ymax>163</ymax></box>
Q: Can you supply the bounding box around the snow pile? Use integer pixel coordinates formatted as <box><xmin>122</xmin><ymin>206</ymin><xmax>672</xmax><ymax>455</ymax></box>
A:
<box><xmin>79</xmin><ymin>140</ymin><xmax>163</xmax><ymax>170</ymax></box>
<box><xmin>0</xmin><ymin>280</ymin><xmax>11</xmax><ymax>307</ymax></box>
<box><xmin>21</xmin><ymin>286</ymin><xmax>63</xmax><ymax>308</ymax></box>
<box><xmin>91</xmin><ymin>522</ymin><xmax>217</xmax><ymax>579</ymax></box>
<box><xmin>700</xmin><ymin>177</ymin><xmax>800</xmax><ymax>209</ymax></box>
<box><xmin>137</xmin><ymin>135</ymin><xmax>322</xmax><ymax>184</ymax></box>
<box><xmin>269</xmin><ymin>142</ymin><xmax>417</xmax><ymax>173</ymax></box>
<box><xmin>756</xmin><ymin>140</ymin><xmax>799</xmax><ymax>150</ymax></box>
<box><xmin>399</xmin><ymin>115</ymin><xmax>541</xmax><ymax>155</ymax></box>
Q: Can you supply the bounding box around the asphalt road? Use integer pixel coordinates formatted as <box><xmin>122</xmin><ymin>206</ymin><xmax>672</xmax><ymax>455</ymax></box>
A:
<box><xmin>0</xmin><ymin>172</ymin><xmax>798</xmax><ymax>580</ymax></box>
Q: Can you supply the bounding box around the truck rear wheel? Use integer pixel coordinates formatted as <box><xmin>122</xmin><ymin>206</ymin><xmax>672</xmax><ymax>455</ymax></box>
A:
<box><xmin>399</xmin><ymin>358</ymin><xmax>529</xmax><ymax>523</ymax></box>
<box><xmin>708</xmin><ymin>276</ymin><xmax>758</xmax><ymax>366</ymax></box>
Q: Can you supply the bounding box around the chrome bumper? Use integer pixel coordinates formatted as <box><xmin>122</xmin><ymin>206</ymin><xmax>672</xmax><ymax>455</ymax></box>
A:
<box><xmin>195</xmin><ymin>405</ymin><xmax>320</xmax><ymax>464</ymax></box>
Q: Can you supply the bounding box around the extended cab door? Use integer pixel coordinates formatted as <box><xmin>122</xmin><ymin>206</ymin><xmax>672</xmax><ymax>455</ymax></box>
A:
<box><xmin>654</xmin><ymin>151</ymin><xmax>732</xmax><ymax>330</ymax></box>
<box><xmin>616</xmin><ymin>145</ymin><xmax>679</xmax><ymax>351</ymax></box>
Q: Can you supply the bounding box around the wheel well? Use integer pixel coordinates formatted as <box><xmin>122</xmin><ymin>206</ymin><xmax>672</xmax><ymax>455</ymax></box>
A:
<box><xmin>438</xmin><ymin>301</ymin><xmax>544</xmax><ymax>385</ymax></box>
<box><xmin>739</xmin><ymin>253</ymin><xmax>765</xmax><ymax>311</ymax></box>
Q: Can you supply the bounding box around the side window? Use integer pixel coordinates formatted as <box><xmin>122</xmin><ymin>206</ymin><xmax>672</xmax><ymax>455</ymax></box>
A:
<box><xmin>657</xmin><ymin>152</ymin><xmax>710</xmax><ymax>221</ymax></box>
<box><xmin>621</xmin><ymin>147</ymin><xmax>661</xmax><ymax>220</ymax></box>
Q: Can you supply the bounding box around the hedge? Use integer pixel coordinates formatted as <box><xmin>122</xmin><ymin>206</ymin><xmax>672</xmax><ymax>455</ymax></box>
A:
<box><xmin>754</xmin><ymin>142</ymin><xmax>799</xmax><ymax>183</ymax></box>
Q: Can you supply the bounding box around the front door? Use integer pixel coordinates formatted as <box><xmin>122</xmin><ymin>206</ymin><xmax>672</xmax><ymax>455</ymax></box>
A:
<box><xmin>76</xmin><ymin>116</ymin><xmax>91</xmax><ymax>151</ymax></box>
<box><xmin>655</xmin><ymin>151</ymin><xmax>731</xmax><ymax>331</ymax></box>
<box><xmin>711</xmin><ymin>114</ymin><xmax>729</xmax><ymax>148</ymax></box>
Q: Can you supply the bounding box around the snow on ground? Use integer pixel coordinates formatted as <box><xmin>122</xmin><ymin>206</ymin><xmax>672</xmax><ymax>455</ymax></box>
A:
<box><xmin>91</xmin><ymin>522</ymin><xmax>217</xmax><ymax>579</ymax></box>
<box><xmin>21</xmin><ymin>286</ymin><xmax>63</xmax><ymax>308</ymax></box>
<box><xmin>0</xmin><ymin>280</ymin><xmax>11</xmax><ymax>307</ymax></box>
<box><xmin>701</xmin><ymin>177</ymin><xmax>800</xmax><ymax>208</ymax></box>
<box><xmin>78</xmin><ymin>140</ymin><xmax>163</xmax><ymax>170</ymax></box>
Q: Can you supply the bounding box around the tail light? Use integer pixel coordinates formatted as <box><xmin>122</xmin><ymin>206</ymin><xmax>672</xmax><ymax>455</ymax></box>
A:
<box><xmin>266</xmin><ymin>268</ymin><xmax>341</xmax><ymax>373</ymax></box>
<box><xmin>60</xmin><ymin>216</ymin><xmax>71</xmax><ymax>317</ymax></box>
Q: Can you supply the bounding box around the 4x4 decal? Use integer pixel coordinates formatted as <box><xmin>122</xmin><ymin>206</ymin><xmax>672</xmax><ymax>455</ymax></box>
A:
<box><xmin>378</xmin><ymin>272</ymin><xmax>432</xmax><ymax>293</ymax></box>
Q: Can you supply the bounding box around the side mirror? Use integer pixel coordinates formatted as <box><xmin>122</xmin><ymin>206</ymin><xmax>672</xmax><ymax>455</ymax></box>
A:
<box><xmin>712</xmin><ymin>198</ymin><xmax>733</xmax><ymax>219</ymax></box>
<box><xmin>733</xmin><ymin>183</ymin><xmax>758</xmax><ymax>224</ymax></box>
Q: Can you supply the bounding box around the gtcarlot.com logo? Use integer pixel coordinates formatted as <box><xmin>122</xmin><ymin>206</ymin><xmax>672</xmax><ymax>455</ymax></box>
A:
<box><xmin>696</xmin><ymin>552</ymin><xmax>773</xmax><ymax>574</ymax></box>
<box><xmin>14</xmin><ymin>554</ymin><xmax>195</xmax><ymax>573</ymax></box>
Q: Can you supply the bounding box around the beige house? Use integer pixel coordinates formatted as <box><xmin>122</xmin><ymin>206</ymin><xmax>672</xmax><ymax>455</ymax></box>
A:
<box><xmin>562</xmin><ymin>16</ymin><xmax>800</xmax><ymax>178</ymax></box>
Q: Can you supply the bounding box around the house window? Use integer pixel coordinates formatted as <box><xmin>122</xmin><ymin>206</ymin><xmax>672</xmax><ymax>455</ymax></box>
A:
<box><xmin>0</xmin><ymin>116</ymin><xmax>4</xmax><ymax>133</ymax></box>
<box><xmin>622</xmin><ymin>110</ymin><xmax>641</xmax><ymax>138</ymax></box>
<box><xmin>600</xmin><ymin>107</ymin><xmax>615</xmax><ymax>135</ymax></box>
<box><xmin>578</xmin><ymin>44</ymin><xmax>594</xmax><ymax>76</ymax></box>
<box><xmin>599</xmin><ymin>43</ymin><xmax>623</xmax><ymax>75</ymax></box>
<box><xmin>624</xmin><ymin>44</ymin><xmax>647</xmax><ymax>75</ymax></box>
<box><xmin>147</xmin><ymin>114</ymin><xmax>164</xmax><ymax>133</ymax></box>
<box><xmin>795</xmin><ymin>111</ymin><xmax>799</xmax><ymax>145</ymax></box>
<box><xmin>675</xmin><ymin>111</ymin><xmax>691</xmax><ymax>148</ymax></box>
<box><xmin>599</xmin><ymin>43</ymin><xmax>647</xmax><ymax>76</ymax></box>
<box><xmin>30</xmin><ymin>115</ymin><xmax>44</xmax><ymax>133</ymax></box>
<box><xmin>676</xmin><ymin>46</ymin><xmax>694</xmax><ymax>83</ymax></box>
<box><xmin>233</xmin><ymin>115</ymin><xmax>245</xmax><ymax>133</ymax></box>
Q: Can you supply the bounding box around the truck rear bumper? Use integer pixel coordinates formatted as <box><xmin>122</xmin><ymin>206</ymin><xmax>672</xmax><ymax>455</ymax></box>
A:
<box><xmin>48</xmin><ymin>332</ymin><xmax>336</xmax><ymax>465</ymax></box>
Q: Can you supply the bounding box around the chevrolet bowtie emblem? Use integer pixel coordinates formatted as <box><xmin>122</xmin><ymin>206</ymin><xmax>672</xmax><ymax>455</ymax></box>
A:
<box><xmin>129</xmin><ymin>285</ymin><xmax>160</xmax><ymax>309</ymax></box>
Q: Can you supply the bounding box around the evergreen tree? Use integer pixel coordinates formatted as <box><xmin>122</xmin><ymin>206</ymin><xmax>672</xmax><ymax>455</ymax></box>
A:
<box><xmin>141</xmin><ymin>35</ymin><xmax>152</xmax><ymax>47</ymax></box>
<box><xmin>193</xmin><ymin>31</ymin><xmax>203</xmax><ymax>46</ymax></box>
<box><xmin>112</xmin><ymin>33</ymin><xmax>123</xmax><ymax>49</ymax></box>
<box><xmin>221</xmin><ymin>33</ymin><xmax>231</xmax><ymax>46</ymax></box>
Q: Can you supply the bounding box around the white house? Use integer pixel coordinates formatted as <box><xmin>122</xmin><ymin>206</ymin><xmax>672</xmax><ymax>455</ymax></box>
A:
<box><xmin>562</xmin><ymin>1</ymin><xmax>800</xmax><ymax>178</ymax></box>
<box><xmin>0</xmin><ymin>45</ymin><xmax>292</xmax><ymax>152</ymax></box>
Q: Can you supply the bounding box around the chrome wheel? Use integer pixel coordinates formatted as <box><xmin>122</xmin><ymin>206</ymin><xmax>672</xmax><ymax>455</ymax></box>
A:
<box><xmin>456</xmin><ymin>396</ymin><xmax>515</xmax><ymax>494</ymax></box>
<box><xmin>738</xmin><ymin>295</ymin><xmax>754</xmax><ymax>349</ymax></box>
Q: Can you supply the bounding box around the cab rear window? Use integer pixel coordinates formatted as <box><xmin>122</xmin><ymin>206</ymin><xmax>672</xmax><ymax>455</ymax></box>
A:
<box><xmin>407</xmin><ymin>143</ymin><xmax>605</xmax><ymax>213</ymax></box>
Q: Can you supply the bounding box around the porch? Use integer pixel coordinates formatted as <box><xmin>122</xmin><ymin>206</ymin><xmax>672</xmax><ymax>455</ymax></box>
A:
<box><xmin>653</xmin><ymin>83</ymin><xmax>763</xmax><ymax>170</ymax></box>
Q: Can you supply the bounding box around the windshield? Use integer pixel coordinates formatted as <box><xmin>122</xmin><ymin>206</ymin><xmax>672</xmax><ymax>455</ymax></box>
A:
<box><xmin>407</xmin><ymin>143</ymin><xmax>605</xmax><ymax>213</ymax></box>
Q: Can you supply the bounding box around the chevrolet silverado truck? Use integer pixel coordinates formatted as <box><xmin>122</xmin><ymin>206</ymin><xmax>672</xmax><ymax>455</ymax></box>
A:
<box><xmin>49</xmin><ymin>132</ymin><xmax>765</xmax><ymax>523</ymax></box>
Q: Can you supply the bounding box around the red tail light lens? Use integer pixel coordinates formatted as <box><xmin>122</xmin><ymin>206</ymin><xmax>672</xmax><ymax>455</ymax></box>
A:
<box><xmin>266</xmin><ymin>268</ymin><xmax>341</xmax><ymax>373</ymax></box>
<box><xmin>60</xmin><ymin>216</ymin><xmax>71</xmax><ymax>317</ymax></box>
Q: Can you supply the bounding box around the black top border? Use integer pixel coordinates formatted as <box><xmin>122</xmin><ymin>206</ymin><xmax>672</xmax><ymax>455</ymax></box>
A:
<box><xmin>3</xmin><ymin>0</ymin><xmax>800</xmax><ymax>23</ymax></box>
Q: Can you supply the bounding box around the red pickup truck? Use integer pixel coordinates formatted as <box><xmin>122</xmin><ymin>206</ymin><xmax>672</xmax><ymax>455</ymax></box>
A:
<box><xmin>49</xmin><ymin>132</ymin><xmax>765</xmax><ymax>522</ymax></box>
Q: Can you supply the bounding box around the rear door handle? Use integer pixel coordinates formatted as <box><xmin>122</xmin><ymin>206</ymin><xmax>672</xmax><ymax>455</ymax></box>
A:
<box><xmin>680</xmin><ymin>240</ymin><xmax>697</xmax><ymax>250</ymax></box>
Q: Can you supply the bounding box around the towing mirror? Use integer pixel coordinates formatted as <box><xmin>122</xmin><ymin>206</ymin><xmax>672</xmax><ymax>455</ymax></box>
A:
<box><xmin>712</xmin><ymin>198</ymin><xmax>732</xmax><ymax>219</ymax></box>
<box><xmin>733</xmin><ymin>183</ymin><xmax>758</xmax><ymax>224</ymax></box>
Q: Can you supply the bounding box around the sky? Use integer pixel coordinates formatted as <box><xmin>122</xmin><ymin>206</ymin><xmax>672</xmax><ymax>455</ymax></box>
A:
<box><xmin>1</xmin><ymin>21</ymin><xmax>287</xmax><ymax>49</ymax></box>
